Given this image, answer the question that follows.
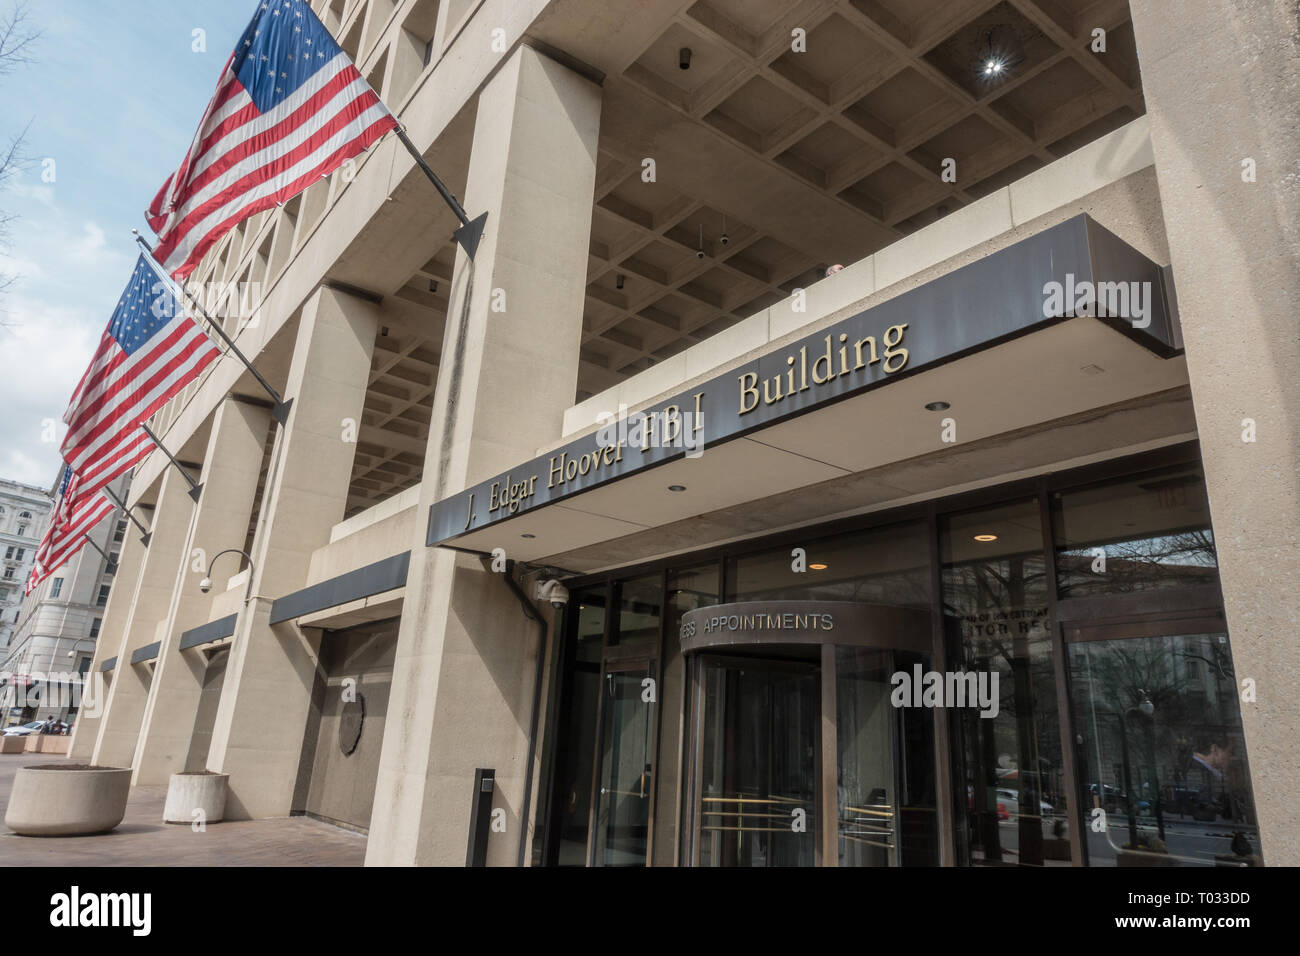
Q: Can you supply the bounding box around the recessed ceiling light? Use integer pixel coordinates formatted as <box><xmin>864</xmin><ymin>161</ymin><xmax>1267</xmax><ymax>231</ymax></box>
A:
<box><xmin>926</xmin><ymin>401</ymin><xmax>951</xmax><ymax>411</ymax></box>
<box><xmin>810</xmin><ymin>563</ymin><xmax>828</xmax><ymax>570</ymax></box>
<box><xmin>668</xmin><ymin>485</ymin><xmax>686</xmax><ymax>492</ymax></box>
<box><xmin>521</xmin><ymin>533</ymin><xmax>536</xmax><ymax>539</ymax></box>
<box><xmin>973</xmin><ymin>533</ymin><xmax>998</xmax><ymax>542</ymax></box>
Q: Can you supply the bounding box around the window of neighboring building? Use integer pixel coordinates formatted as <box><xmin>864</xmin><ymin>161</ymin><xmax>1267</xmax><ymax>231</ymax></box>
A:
<box><xmin>105</xmin><ymin>555</ymin><xmax>118</xmax><ymax>576</ymax></box>
<box><xmin>3</xmin><ymin>547</ymin><xmax>11</xmax><ymax>559</ymax></box>
<box><xmin>50</xmin><ymin>577</ymin><xmax>63</xmax><ymax>598</ymax></box>
<box><xmin>113</xmin><ymin>521</ymin><xmax>126</xmax><ymax>543</ymax></box>
<box><xmin>18</xmin><ymin>511</ymin><xmax>30</xmax><ymax>519</ymax></box>
<box><xmin>14</xmin><ymin>548</ymin><xmax>24</xmax><ymax>561</ymax></box>
<box><xmin>96</xmin><ymin>584</ymin><xmax>111</xmax><ymax>606</ymax></box>
<box><xmin>2</xmin><ymin>568</ymin><xmax>14</xmax><ymax>580</ymax></box>
<box><xmin>89</xmin><ymin>618</ymin><xmax>101</xmax><ymax>639</ymax></box>
<box><xmin>76</xmin><ymin>655</ymin><xmax>91</xmax><ymax>677</ymax></box>
<box><xmin>15</xmin><ymin>525</ymin><xmax>26</xmax><ymax>537</ymax></box>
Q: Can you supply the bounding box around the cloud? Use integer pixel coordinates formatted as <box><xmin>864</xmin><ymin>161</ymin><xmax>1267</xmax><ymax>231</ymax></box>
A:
<box><xmin>0</xmin><ymin>298</ymin><xmax>99</xmax><ymax>485</ymax></box>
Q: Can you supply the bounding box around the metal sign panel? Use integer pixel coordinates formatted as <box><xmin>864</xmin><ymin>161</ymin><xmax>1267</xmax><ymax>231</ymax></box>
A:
<box><xmin>427</xmin><ymin>215</ymin><xmax>1176</xmax><ymax>547</ymax></box>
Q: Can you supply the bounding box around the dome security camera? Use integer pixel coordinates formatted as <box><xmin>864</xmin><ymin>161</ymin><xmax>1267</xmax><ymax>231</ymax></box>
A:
<box><xmin>535</xmin><ymin>579</ymin><xmax>570</xmax><ymax>609</ymax></box>
<box><xmin>198</xmin><ymin>577</ymin><xmax>212</xmax><ymax>594</ymax></box>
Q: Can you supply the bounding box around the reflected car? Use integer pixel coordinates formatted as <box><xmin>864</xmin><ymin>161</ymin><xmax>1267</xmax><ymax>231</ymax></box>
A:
<box><xmin>996</xmin><ymin>788</ymin><xmax>1053</xmax><ymax>817</ymax></box>
<box><xmin>1</xmin><ymin>721</ymin><xmax>45</xmax><ymax>736</ymax></box>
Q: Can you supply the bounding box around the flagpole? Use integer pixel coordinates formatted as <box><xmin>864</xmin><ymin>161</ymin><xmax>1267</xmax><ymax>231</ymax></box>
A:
<box><xmin>80</xmin><ymin>529</ymin><xmax>119</xmax><ymax>576</ymax></box>
<box><xmin>393</xmin><ymin>126</ymin><xmax>487</xmax><ymax>261</ymax></box>
<box><xmin>132</xmin><ymin>232</ymin><xmax>294</xmax><ymax>426</ymax></box>
<box><xmin>101</xmin><ymin>485</ymin><xmax>151</xmax><ymax>547</ymax></box>
<box><xmin>140</xmin><ymin>423</ymin><xmax>204</xmax><ymax>503</ymax></box>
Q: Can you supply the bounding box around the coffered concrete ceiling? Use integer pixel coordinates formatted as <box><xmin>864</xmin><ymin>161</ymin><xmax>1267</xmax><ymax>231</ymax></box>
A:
<box><xmin>336</xmin><ymin>0</ymin><xmax>1145</xmax><ymax>514</ymax></box>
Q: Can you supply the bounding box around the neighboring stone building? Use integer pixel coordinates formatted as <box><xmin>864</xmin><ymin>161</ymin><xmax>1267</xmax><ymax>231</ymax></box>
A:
<box><xmin>0</xmin><ymin>478</ymin><xmax>52</xmax><ymax>654</ymax></box>
<box><xmin>74</xmin><ymin>0</ymin><xmax>1297</xmax><ymax>869</ymax></box>
<box><xmin>1</xmin><ymin>473</ymin><xmax>128</xmax><ymax>728</ymax></box>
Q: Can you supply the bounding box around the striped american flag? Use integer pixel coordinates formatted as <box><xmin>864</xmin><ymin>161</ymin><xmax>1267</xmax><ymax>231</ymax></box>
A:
<box><xmin>146</xmin><ymin>0</ymin><xmax>397</xmax><ymax>279</ymax></box>
<box><xmin>24</xmin><ymin>470</ymin><xmax>116</xmax><ymax>596</ymax></box>
<box><xmin>60</xmin><ymin>255</ymin><xmax>220</xmax><ymax>500</ymax></box>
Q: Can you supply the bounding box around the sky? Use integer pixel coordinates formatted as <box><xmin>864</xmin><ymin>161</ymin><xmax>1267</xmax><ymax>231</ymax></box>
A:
<box><xmin>0</xmin><ymin>0</ymin><xmax>253</xmax><ymax>488</ymax></box>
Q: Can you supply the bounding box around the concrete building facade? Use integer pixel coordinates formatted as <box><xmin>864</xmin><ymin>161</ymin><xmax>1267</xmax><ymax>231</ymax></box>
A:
<box><xmin>2</xmin><ymin>474</ymin><xmax>128</xmax><ymax>727</ymax></box>
<box><xmin>75</xmin><ymin>0</ymin><xmax>1296</xmax><ymax>867</ymax></box>
<box><xmin>0</xmin><ymin>479</ymin><xmax>52</xmax><ymax>656</ymax></box>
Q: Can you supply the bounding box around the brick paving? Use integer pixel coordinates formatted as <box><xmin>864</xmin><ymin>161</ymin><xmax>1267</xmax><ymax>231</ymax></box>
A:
<box><xmin>0</xmin><ymin>754</ymin><xmax>366</xmax><ymax>866</ymax></box>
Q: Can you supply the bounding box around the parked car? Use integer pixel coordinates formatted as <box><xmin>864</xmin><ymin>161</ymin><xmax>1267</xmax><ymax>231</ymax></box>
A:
<box><xmin>2</xmin><ymin>721</ymin><xmax>46</xmax><ymax>737</ymax></box>
<box><xmin>996</xmin><ymin>788</ymin><xmax>1054</xmax><ymax>818</ymax></box>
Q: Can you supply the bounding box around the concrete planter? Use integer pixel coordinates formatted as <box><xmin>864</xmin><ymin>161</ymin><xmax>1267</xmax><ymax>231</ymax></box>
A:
<box><xmin>163</xmin><ymin>772</ymin><xmax>229</xmax><ymax>825</ymax></box>
<box><xmin>0</xmin><ymin>736</ymin><xmax>26</xmax><ymax>754</ymax></box>
<box><xmin>4</xmin><ymin>765</ymin><xmax>131</xmax><ymax>836</ymax></box>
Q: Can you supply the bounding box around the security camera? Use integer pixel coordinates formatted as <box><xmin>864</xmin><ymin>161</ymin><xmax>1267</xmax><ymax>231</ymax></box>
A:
<box><xmin>719</xmin><ymin>233</ymin><xmax>729</xmax><ymax>245</ymax></box>
<box><xmin>198</xmin><ymin>577</ymin><xmax>212</xmax><ymax>594</ymax></box>
<box><xmin>535</xmin><ymin>579</ymin><xmax>570</xmax><ymax>609</ymax></box>
<box><xmin>695</xmin><ymin>248</ymin><xmax>705</xmax><ymax>259</ymax></box>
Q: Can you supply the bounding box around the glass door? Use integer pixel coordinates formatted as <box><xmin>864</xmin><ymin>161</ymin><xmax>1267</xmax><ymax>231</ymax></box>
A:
<box><xmin>589</xmin><ymin>658</ymin><xmax>657</xmax><ymax>866</ymax></box>
<box><xmin>695</xmin><ymin>656</ymin><xmax>819</xmax><ymax>867</ymax></box>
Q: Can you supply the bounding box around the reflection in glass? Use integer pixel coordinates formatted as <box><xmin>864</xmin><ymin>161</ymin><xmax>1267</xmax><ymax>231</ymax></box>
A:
<box><xmin>662</xmin><ymin>564</ymin><xmax>719</xmax><ymax>865</ymax></box>
<box><xmin>1053</xmin><ymin>466</ymin><xmax>1217</xmax><ymax>598</ymax></box>
<box><xmin>728</xmin><ymin>520</ymin><xmax>930</xmax><ymax>606</ymax></box>
<box><xmin>942</xmin><ymin>499</ymin><xmax>1070</xmax><ymax>866</ymax></box>
<box><xmin>836</xmin><ymin>647</ymin><xmax>895</xmax><ymax>866</ymax></box>
<box><xmin>699</xmin><ymin>659</ymin><xmax>817</xmax><ymax>867</ymax></box>
<box><xmin>1070</xmin><ymin>633</ymin><xmax>1260</xmax><ymax>866</ymax></box>
<box><xmin>611</xmin><ymin>574</ymin><xmax>661</xmax><ymax>645</ymax></box>
<box><xmin>593</xmin><ymin>663</ymin><xmax>656</xmax><ymax>866</ymax></box>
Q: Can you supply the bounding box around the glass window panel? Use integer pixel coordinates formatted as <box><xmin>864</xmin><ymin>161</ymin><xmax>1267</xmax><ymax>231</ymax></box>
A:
<box><xmin>727</xmin><ymin>520</ymin><xmax>931</xmax><ymax>606</ymax></box>
<box><xmin>1053</xmin><ymin>464</ymin><xmax>1217</xmax><ymax>598</ymax></box>
<box><xmin>610</xmin><ymin>574</ymin><xmax>661</xmax><ymax>646</ymax></box>
<box><xmin>836</xmin><ymin>646</ymin><xmax>896</xmax><ymax>867</ymax></box>
<box><xmin>941</xmin><ymin>498</ymin><xmax>1071</xmax><ymax>866</ymax></box>
<box><xmin>660</xmin><ymin>564</ymin><xmax>719</xmax><ymax>866</ymax></box>
<box><xmin>1070</xmin><ymin>632</ymin><xmax>1261</xmax><ymax>866</ymax></box>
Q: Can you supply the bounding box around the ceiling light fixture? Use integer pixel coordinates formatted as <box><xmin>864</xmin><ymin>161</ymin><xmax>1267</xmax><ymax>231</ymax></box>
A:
<box><xmin>973</xmin><ymin>533</ymin><xmax>998</xmax><ymax>542</ymax></box>
<box><xmin>668</xmin><ymin>485</ymin><xmax>687</xmax><ymax>492</ymax></box>
<box><xmin>521</xmin><ymin>533</ymin><xmax>536</xmax><ymax>539</ymax></box>
<box><xmin>925</xmin><ymin>401</ymin><xmax>951</xmax><ymax>411</ymax></box>
<box><xmin>616</xmin><ymin>273</ymin><xmax>625</xmax><ymax>290</ymax></box>
<box><xmin>696</xmin><ymin>224</ymin><xmax>706</xmax><ymax>260</ymax></box>
<box><xmin>679</xmin><ymin>47</ymin><xmax>692</xmax><ymax>70</ymax></box>
<box><xmin>810</xmin><ymin>563</ymin><xmax>828</xmax><ymax>570</ymax></box>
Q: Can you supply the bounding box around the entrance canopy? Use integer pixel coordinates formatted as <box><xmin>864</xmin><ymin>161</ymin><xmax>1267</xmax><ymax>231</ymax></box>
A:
<box><xmin>429</xmin><ymin>215</ymin><xmax>1184</xmax><ymax>564</ymax></box>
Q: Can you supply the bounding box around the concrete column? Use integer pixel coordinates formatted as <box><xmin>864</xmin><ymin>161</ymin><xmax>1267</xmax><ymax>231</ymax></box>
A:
<box><xmin>1130</xmin><ymin>1</ymin><xmax>1300</xmax><ymax>865</ymax></box>
<box><xmin>131</xmin><ymin>398</ymin><xmax>271</xmax><ymax>785</ymax></box>
<box><xmin>89</xmin><ymin>467</ymin><xmax>196</xmax><ymax>768</ymax></box>
<box><xmin>68</xmin><ymin>523</ymin><xmax>149</xmax><ymax>761</ymax></box>
<box><xmin>368</xmin><ymin>46</ymin><xmax>600</xmax><ymax>865</ymax></box>
<box><xmin>205</xmin><ymin>285</ymin><xmax>378</xmax><ymax>818</ymax></box>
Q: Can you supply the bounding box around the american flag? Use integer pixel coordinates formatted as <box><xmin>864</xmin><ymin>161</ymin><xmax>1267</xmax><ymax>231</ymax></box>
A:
<box><xmin>146</xmin><ymin>0</ymin><xmax>397</xmax><ymax>279</ymax></box>
<box><xmin>24</xmin><ymin>470</ymin><xmax>116</xmax><ymax>596</ymax></box>
<box><xmin>60</xmin><ymin>255</ymin><xmax>220</xmax><ymax>500</ymax></box>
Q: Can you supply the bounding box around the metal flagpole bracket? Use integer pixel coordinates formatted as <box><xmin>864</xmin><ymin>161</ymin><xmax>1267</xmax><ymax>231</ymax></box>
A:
<box><xmin>101</xmin><ymin>485</ymin><xmax>153</xmax><ymax>547</ymax></box>
<box><xmin>271</xmin><ymin>397</ymin><xmax>294</xmax><ymax>426</ymax></box>
<box><xmin>393</xmin><ymin>126</ymin><xmax>488</xmax><ymax>260</ymax></box>
<box><xmin>140</xmin><ymin>423</ymin><xmax>204</xmax><ymax>503</ymax></box>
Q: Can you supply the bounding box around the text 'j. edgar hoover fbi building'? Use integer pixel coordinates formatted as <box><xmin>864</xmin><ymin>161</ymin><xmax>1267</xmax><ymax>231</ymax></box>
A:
<box><xmin>77</xmin><ymin>0</ymin><xmax>1297</xmax><ymax>868</ymax></box>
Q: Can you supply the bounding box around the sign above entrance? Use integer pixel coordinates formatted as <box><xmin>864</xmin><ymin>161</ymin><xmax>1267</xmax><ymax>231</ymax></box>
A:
<box><xmin>428</xmin><ymin>215</ymin><xmax>1178</xmax><ymax>548</ymax></box>
<box><xmin>679</xmin><ymin>601</ymin><xmax>932</xmax><ymax>654</ymax></box>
